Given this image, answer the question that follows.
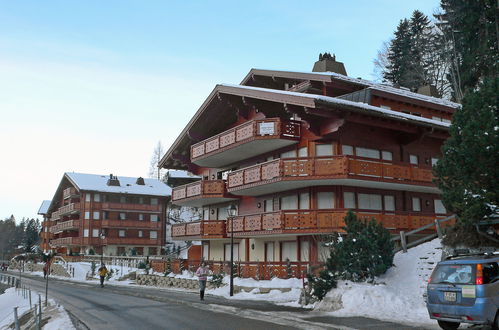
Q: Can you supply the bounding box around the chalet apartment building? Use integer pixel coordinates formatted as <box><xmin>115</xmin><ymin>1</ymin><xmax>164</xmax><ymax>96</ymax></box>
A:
<box><xmin>40</xmin><ymin>173</ymin><xmax>171</xmax><ymax>256</ymax></box>
<box><xmin>159</xmin><ymin>56</ymin><xmax>457</xmax><ymax>274</ymax></box>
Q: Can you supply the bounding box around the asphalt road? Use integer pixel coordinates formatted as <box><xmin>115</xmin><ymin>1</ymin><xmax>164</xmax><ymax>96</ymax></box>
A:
<box><xmin>8</xmin><ymin>272</ymin><xmax>438</xmax><ymax>330</ymax></box>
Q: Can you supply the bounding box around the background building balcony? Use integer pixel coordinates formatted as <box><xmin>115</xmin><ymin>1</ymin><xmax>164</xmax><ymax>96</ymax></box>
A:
<box><xmin>190</xmin><ymin>118</ymin><xmax>301</xmax><ymax>167</ymax></box>
<box><xmin>101</xmin><ymin>202</ymin><xmax>162</xmax><ymax>212</ymax></box>
<box><xmin>58</xmin><ymin>203</ymin><xmax>80</xmax><ymax>216</ymax></box>
<box><xmin>63</xmin><ymin>187</ymin><xmax>79</xmax><ymax>199</ymax></box>
<box><xmin>101</xmin><ymin>219</ymin><xmax>162</xmax><ymax>229</ymax></box>
<box><xmin>171</xmin><ymin>180</ymin><xmax>238</xmax><ymax>207</ymax></box>
<box><xmin>50</xmin><ymin>220</ymin><xmax>80</xmax><ymax>233</ymax></box>
<box><xmin>101</xmin><ymin>238</ymin><xmax>161</xmax><ymax>245</ymax></box>
<box><xmin>226</xmin><ymin>210</ymin><xmax>447</xmax><ymax>237</ymax></box>
<box><xmin>40</xmin><ymin>231</ymin><xmax>54</xmax><ymax>239</ymax></box>
<box><xmin>171</xmin><ymin>220</ymin><xmax>226</xmax><ymax>240</ymax></box>
<box><xmin>227</xmin><ymin>156</ymin><xmax>437</xmax><ymax>196</ymax></box>
<box><xmin>49</xmin><ymin>237</ymin><xmax>82</xmax><ymax>247</ymax></box>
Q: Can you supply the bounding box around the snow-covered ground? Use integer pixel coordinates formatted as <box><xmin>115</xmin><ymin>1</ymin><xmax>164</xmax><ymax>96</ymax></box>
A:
<box><xmin>0</xmin><ymin>287</ymin><xmax>74</xmax><ymax>330</ymax></box>
<box><xmin>13</xmin><ymin>239</ymin><xmax>443</xmax><ymax>327</ymax></box>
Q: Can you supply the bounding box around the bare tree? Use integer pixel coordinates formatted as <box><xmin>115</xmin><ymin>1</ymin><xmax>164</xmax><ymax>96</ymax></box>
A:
<box><xmin>372</xmin><ymin>41</ymin><xmax>390</xmax><ymax>82</ymax></box>
<box><xmin>148</xmin><ymin>141</ymin><xmax>166</xmax><ymax>180</ymax></box>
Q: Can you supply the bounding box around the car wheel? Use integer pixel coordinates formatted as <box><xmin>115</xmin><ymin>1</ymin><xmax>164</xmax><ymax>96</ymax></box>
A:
<box><xmin>493</xmin><ymin>311</ymin><xmax>499</xmax><ymax>330</ymax></box>
<box><xmin>437</xmin><ymin>320</ymin><xmax>460</xmax><ymax>330</ymax></box>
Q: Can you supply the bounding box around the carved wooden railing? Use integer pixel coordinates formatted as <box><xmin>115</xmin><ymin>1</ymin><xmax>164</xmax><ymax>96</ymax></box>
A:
<box><xmin>171</xmin><ymin>220</ymin><xmax>226</xmax><ymax>238</ymax></box>
<box><xmin>191</xmin><ymin>118</ymin><xmax>300</xmax><ymax>161</ymax></box>
<box><xmin>227</xmin><ymin>156</ymin><xmax>434</xmax><ymax>189</ymax></box>
<box><xmin>101</xmin><ymin>203</ymin><xmax>162</xmax><ymax>212</ymax></box>
<box><xmin>101</xmin><ymin>238</ymin><xmax>161</xmax><ymax>245</ymax></box>
<box><xmin>58</xmin><ymin>203</ymin><xmax>81</xmax><ymax>216</ymax></box>
<box><xmin>63</xmin><ymin>187</ymin><xmax>78</xmax><ymax>199</ymax></box>
<box><xmin>50</xmin><ymin>220</ymin><xmax>80</xmax><ymax>233</ymax></box>
<box><xmin>172</xmin><ymin>180</ymin><xmax>226</xmax><ymax>202</ymax></box>
<box><xmin>101</xmin><ymin>219</ymin><xmax>162</xmax><ymax>229</ymax></box>
<box><xmin>50</xmin><ymin>237</ymin><xmax>81</xmax><ymax>246</ymax></box>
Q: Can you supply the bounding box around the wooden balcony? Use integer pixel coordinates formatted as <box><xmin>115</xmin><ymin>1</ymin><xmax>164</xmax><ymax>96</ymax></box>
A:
<box><xmin>101</xmin><ymin>238</ymin><xmax>161</xmax><ymax>246</ymax></box>
<box><xmin>226</xmin><ymin>210</ymin><xmax>444</xmax><ymax>237</ymax></box>
<box><xmin>63</xmin><ymin>187</ymin><xmax>79</xmax><ymax>199</ymax></box>
<box><xmin>40</xmin><ymin>231</ymin><xmax>54</xmax><ymax>239</ymax></box>
<box><xmin>171</xmin><ymin>180</ymin><xmax>238</xmax><ymax>207</ymax></box>
<box><xmin>58</xmin><ymin>203</ymin><xmax>80</xmax><ymax>216</ymax></box>
<box><xmin>101</xmin><ymin>220</ymin><xmax>162</xmax><ymax>229</ymax></box>
<box><xmin>227</xmin><ymin>156</ymin><xmax>437</xmax><ymax>196</ymax></box>
<box><xmin>50</xmin><ymin>237</ymin><xmax>82</xmax><ymax>247</ymax></box>
<box><xmin>101</xmin><ymin>203</ymin><xmax>162</xmax><ymax>212</ymax></box>
<box><xmin>191</xmin><ymin>118</ymin><xmax>301</xmax><ymax>167</ymax></box>
<box><xmin>50</xmin><ymin>220</ymin><xmax>80</xmax><ymax>233</ymax></box>
<box><xmin>171</xmin><ymin>220</ymin><xmax>226</xmax><ymax>240</ymax></box>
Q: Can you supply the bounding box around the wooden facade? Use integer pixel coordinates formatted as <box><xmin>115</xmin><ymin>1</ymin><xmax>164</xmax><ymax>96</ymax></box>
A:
<box><xmin>160</xmin><ymin>68</ymin><xmax>458</xmax><ymax>277</ymax></box>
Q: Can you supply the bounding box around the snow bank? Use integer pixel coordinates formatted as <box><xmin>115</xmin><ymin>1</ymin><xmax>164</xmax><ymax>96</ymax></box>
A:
<box><xmin>317</xmin><ymin>238</ymin><xmax>441</xmax><ymax>325</ymax></box>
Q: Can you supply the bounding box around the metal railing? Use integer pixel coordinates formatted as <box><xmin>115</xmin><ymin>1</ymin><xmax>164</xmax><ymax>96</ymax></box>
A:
<box><xmin>393</xmin><ymin>215</ymin><xmax>456</xmax><ymax>252</ymax></box>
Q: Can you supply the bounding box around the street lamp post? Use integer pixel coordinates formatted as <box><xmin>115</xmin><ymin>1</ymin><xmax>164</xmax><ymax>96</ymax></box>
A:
<box><xmin>226</xmin><ymin>204</ymin><xmax>237</xmax><ymax>297</ymax></box>
<box><xmin>100</xmin><ymin>230</ymin><xmax>106</xmax><ymax>265</ymax></box>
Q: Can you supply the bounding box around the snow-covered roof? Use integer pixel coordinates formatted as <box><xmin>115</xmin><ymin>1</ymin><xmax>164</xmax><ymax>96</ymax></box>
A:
<box><xmin>219</xmin><ymin>84</ymin><xmax>451</xmax><ymax>129</ymax></box>
<box><xmin>38</xmin><ymin>200</ymin><xmax>51</xmax><ymax>215</ymax></box>
<box><xmin>166</xmin><ymin>170</ymin><xmax>200</xmax><ymax>179</ymax></box>
<box><xmin>244</xmin><ymin>69</ymin><xmax>460</xmax><ymax>109</ymax></box>
<box><xmin>65</xmin><ymin>173</ymin><xmax>171</xmax><ymax>196</ymax></box>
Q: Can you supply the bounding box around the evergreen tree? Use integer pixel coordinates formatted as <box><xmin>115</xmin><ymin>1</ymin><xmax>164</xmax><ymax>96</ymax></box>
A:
<box><xmin>433</xmin><ymin>77</ymin><xmax>499</xmax><ymax>234</ymax></box>
<box><xmin>23</xmin><ymin>218</ymin><xmax>41</xmax><ymax>253</ymax></box>
<box><xmin>384</xmin><ymin>19</ymin><xmax>412</xmax><ymax>87</ymax></box>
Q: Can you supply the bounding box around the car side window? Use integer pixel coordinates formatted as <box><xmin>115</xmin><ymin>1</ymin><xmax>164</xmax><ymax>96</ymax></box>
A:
<box><xmin>483</xmin><ymin>262</ymin><xmax>499</xmax><ymax>284</ymax></box>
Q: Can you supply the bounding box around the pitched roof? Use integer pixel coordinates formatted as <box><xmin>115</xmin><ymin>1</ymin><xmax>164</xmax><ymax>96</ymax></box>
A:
<box><xmin>38</xmin><ymin>200</ymin><xmax>51</xmax><ymax>215</ymax></box>
<box><xmin>65</xmin><ymin>172</ymin><xmax>171</xmax><ymax>196</ymax></box>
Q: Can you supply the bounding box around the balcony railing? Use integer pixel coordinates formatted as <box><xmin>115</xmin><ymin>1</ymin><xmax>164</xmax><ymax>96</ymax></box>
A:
<box><xmin>171</xmin><ymin>180</ymin><xmax>237</xmax><ymax>207</ymax></box>
<box><xmin>190</xmin><ymin>118</ymin><xmax>301</xmax><ymax>167</ymax></box>
<box><xmin>101</xmin><ymin>203</ymin><xmax>162</xmax><ymax>212</ymax></box>
<box><xmin>50</xmin><ymin>237</ymin><xmax>81</xmax><ymax>247</ymax></box>
<box><xmin>58</xmin><ymin>203</ymin><xmax>80</xmax><ymax>216</ymax></box>
<box><xmin>101</xmin><ymin>220</ymin><xmax>162</xmax><ymax>229</ymax></box>
<box><xmin>50</xmin><ymin>220</ymin><xmax>80</xmax><ymax>233</ymax></box>
<box><xmin>63</xmin><ymin>187</ymin><xmax>79</xmax><ymax>199</ymax></box>
<box><xmin>227</xmin><ymin>156</ymin><xmax>435</xmax><ymax>195</ymax></box>
<box><xmin>101</xmin><ymin>238</ymin><xmax>160</xmax><ymax>245</ymax></box>
<box><xmin>40</xmin><ymin>232</ymin><xmax>54</xmax><ymax>239</ymax></box>
<box><xmin>226</xmin><ymin>210</ymin><xmax>443</xmax><ymax>237</ymax></box>
<box><xmin>171</xmin><ymin>220</ymin><xmax>226</xmax><ymax>239</ymax></box>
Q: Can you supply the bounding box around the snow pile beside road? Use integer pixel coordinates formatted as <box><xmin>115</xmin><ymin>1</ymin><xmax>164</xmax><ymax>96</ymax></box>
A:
<box><xmin>317</xmin><ymin>238</ymin><xmax>441</xmax><ymax>325</ymax></box>
<box><xmin>43</xmin><ymin>305</ymin><xmax>75</xmax><ymax>330</ymax></box>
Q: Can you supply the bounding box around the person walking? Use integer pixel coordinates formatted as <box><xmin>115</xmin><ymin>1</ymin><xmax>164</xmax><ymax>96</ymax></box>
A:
<box><xmin>98</xmin><ymin>263</ymin><xmax>108</xmax><ymax>288</ymax></box>
<box><xmin>195</xmin><ymin>262</ymin><xmax>210</xmax><ymax>301</ymax></box>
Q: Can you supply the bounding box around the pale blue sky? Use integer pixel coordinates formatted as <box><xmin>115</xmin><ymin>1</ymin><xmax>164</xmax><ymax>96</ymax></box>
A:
<box><xmin>0</xmin><ymin>1</ymin><xmax>442</xmax><ymax>221</ymax></box>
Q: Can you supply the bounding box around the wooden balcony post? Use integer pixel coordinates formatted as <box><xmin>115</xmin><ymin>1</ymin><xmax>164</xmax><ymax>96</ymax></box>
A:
<box><xmin>400</xmin><ymin>231</ymin><xmax>407</xmax><ymax>253</ymax></box>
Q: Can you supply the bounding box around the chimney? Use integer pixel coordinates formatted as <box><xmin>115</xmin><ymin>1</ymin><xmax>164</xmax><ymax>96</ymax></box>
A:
<box><xmin>312</xmin><ymin>52</ymin><xmax>347</xmax><ymax>75</ymax></box>
<box><xmin>136</xmin><ymin>177</ymin><xmax>145</xmax><ymax>185</ymax></box>
<box><xmin>417</xmin><ymin>85</ymin><xmax>440</xmax><ymax>98</ymax></box>
<box><xmin>107</xmin><ymin>174</ymin><xmax>120</xmax><ymax>186</ymax></box>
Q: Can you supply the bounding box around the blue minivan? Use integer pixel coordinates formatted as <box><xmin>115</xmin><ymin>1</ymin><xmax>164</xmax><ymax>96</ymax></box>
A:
<box><xmin>427</xmin><ymin>252</ymin><xmax>499</xmax><ymax>329</ymax></box>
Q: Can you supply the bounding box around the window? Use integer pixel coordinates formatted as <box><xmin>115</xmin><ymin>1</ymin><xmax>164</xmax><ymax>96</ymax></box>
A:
<box><xmin>83</xmin><ymin>229</ymin><xmax>89</xmax><ymax>237</ymax></box>
<box><xmin>103</xmin><ymin>211</ymin><xmax>109</xmax><ymax>219</ymax></box>
<box><xmin>300</xmin><ymin>240</ymin><xmax>310</xmax><ymax>262</ymax></box>
<box><xmin>483</xmin><ymin>262</ymin><xmax>499</xmax><ymax>284</ymax></box>
<box><xmin>410</xmin><ymin>154</ymin><xmax>419</xmax><ymax>165</ymax></box>
<box><xmin>93</xmin><ymin>211</ymin><xmax>100</xmax><ymax>220</ymax></box>
<box><xmin>342</xmin><ymin>145</ymin><xmax>354</xmax><ymax>155</ymax></box>
<box><xmin>151</xmin><ymin>198</ymin><xmax>158</xmax><ymax>205</ymax></box>
<box><xmin>431</xmin><ymin>158</ymin><xmax>439</xmax><ymax>167</ymax></box>
<box><xmin>203</xmin><ymin>208</ymin><xmax>209</xmax><ymax>220</ymax></box>
<box><xmin>298</xmin><ymin>147</ymin><xmax>308</xmax><ymax>157</ymax></box>
<box><xmin>384</xmin><ymin>195</ymin><xmax>395</xmax><ymax>211</ymax></box>
<box><xmin>264</xmin><ymin>199</ymin><xmax>273</xmax><ymax>212</ymax></box>
<box><xmin>92</xmin><ymin>229</ymin><xmax>99</xmax><ymax>237</ymax></box>
<box><xmin>265</xmin><ymin>242</ymin><xmax>274</xmax><ymax>262</ymax></box>
<box><xmin>381</xmin><ymin>151</ymin><xmax>393</xmax><ymax>161</ymax></box>
<box><xmin>317</xmin><ymin>192</ymin><xmax>334</xmax><ymax>209</ymax></box>
<box><xmin>119</xmin><ymin>213</ymin><xmax>126</xmax><ymax>220</ymax></box>
<box><xmin>94</xmin><ymin>194</ymin><xmax>100</xmax><ymax>202</ymax></box>
<box><xmin>344</xmin><ymin>192</ymin><xmax>356</xmax><ymax>209</ymax></box>
<box><xmin>150</xmin><ymin>214</ymin><xmax>159</xmax><ymax>222</ymax></box>
<box><xmin>315</xmin><ymin>143</ymin><xmax>334</xmax><ymax>156</ymax></box>
<box><xmin>281</xmin><ymin>241</ymin><xmax>297</xmax><ymax>261</ymax></box>
<box><xmin>358</xmin><ymin>193</ymin><xmax>382</xmax><ymax>210</ymax></box>
<box><xmin>139</xmin><ymin>197</ymin><xmax>144</xmax><ymax>204</ymax></box>
<box><xmin>434</xmin><ymin>199</ymin><xmax>447</xmax><ymax>214</ymax></box>
<box><xmin>203</xmin><ymin>243</ymin><xmax>209</xmax><ymax>259</ymax></box>
<box><xmin>84</xmin><ymin>212</ymin><xmax>90</xmax><ymax>220</ymax></box>
<box><xmin>119</xmin><ymin>230</ymin><xmax>126</xmax><ymax>237</ymax></box>
<box><xmin>138</xmin><ymin>230</ymin><xmax>143</xmax><ymax>238</ymax></box>
<box><xmin>85</xmin><ymin>194</ymin><xmax>91</xmax><ymax>202</ymax></box>
<box><xmin>356</xmin><ymin>147</ymin><xmax>380</xmax><ymax>159</ymax></box>
<box><xmin>412</xmin><ymin>197</ymin><xmax>421</xmax><ymax>211</ymax></box>
<box><xmin>150</xmin><ymin>231</ymin><xmax>157</xmax><ymax>239</ymax></box>
<box><xmin>280</xmin><ymin>149</ymin><xmax>297</xmax><ymax>159</ymax></box>
<box><xmin>280</xmin><ymin>195</ymin><xmax>298</xmax><ymax>210</ymax></box>
<box><xmin>120</xmin><ymin>196</ymin><xmax>126</xmax><ymax>203</ymax></box>
<box><xmin>299</xmin><ymin>192</ymin><xmax>310</xmax><ymax>209</ymax></box>
<box><xmin>217</xmin><ymin>207</ymin><xmax>228</xmax><ymax>220</ymax></box>
<box><xmin>138</xmin><ymin>214</ymin><xmax>144</xmax><ymax>221</ymax></box>
<box><xmin>224</xmin><ymin>243</ymin><xmax>239</xmax><ymax>261</ymax></box>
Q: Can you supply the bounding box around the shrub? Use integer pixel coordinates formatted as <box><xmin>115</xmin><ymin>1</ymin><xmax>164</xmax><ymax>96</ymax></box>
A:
<box><xmin>210</xmin><ymin>272</ymin><xmax>225</xmax><ymax>288</ymax></box>
<box><xmin>138</xmin><ymin>261</ymin><xmax>147</xmax><ymax>269</ymax></box>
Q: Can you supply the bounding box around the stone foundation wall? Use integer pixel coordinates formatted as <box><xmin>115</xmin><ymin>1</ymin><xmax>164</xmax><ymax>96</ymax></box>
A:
<box><xmin>10</xmin><ymin>262</ymin><xmax>71</xmax><ymax>277</ymax></box>
<box><xmin>136</xmin><ymin>274</ymin><xmax>215</xmax><ymax>290</ymax></box>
